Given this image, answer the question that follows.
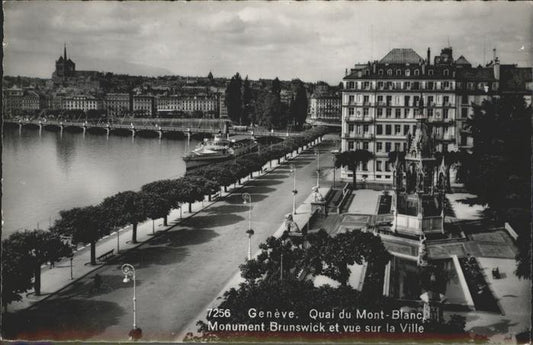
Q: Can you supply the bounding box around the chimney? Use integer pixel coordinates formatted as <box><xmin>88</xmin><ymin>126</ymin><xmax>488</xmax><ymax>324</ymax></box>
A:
<box><xmin>493</xmin><ymin>48</ymin><xmax>497</xmax><ymax>61</ymax></box>
<box><xmin>345</xmin><ymin>68</ymin><xmax>348</xmax><ymax>76</ymax></box>
<box><xmin>427</xmin><ymin>48</ymin><xmax>431</xmax><ymax>65</ymax></box>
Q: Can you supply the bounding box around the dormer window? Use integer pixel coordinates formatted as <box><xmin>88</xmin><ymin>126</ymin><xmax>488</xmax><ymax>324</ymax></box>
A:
<box><xmin>414</xmin><ymin>69</ymin><xmax>420</xmax><ymax>76</ymax></box>
<box><xmin>387</xmin><ymin>69</ymin><xmax>393</xmax><ymax>76</ymax></box>
<box><xmin>405</xmin><ymin>69</ymin><xmax>411</xmax><ymax>77</ymax></box>
<box><xmin>396</xmin><ymin>69</ymin><xmax>402</xmax><ymax>76</ymax></box>
<box><xmin>428</xmin><ymin>70</ymin><xmax>434</xmax><ymax>76</ymax></box>
<box><xmin>443</xmin><ymin>69</ymin><xmax>449</xmax><ymax>77</ymax></box>
<box><xmin>378</xmin><ymin>69</ymin><xmax>384</xmax><ymax>76</ymax></box>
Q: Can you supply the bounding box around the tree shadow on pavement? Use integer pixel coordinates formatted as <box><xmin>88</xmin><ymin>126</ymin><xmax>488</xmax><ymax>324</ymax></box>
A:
<box><xmin>114</xmin><ymin>246</ymin><xmax>190</xmax><ymax>268</ymax></box>
<box><xmin>3</xmin><ymin>298</ymin><xmax>125</xmax><ymax>341</ymax></box>
<box><xmin>238</xmin><ymin>186</ymin><xmax>276</xmax><ymax>194</ymax></box>
<box><xmin>205</xmin><ymin>204</ymin><xmax>249</xmax><ymax>214</ymax></box>
<box><xmin>224</xmin><ymin>194</ymin><xmax>268</xmax><ymax>204</ymax></box>
<box><xmin>258</xmin><ymin>174</ymin><xmax>289</xmax><ymax>179</ymax></box>
<box><xmin>56</xmin><ymin>273</ymin><xmax>146</xmax><ymax>299</ymax></box>
<box><xmin>145</xmin><ymin>229</ymin><xmax>219</xmax><ymax>248</ymax></box>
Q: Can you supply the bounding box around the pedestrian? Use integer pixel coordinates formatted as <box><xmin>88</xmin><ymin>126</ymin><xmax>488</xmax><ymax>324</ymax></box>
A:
<box><xmin>92</xmin><ymin>273</ymin><xmax>102</xmax><ymax>292</ymax></box>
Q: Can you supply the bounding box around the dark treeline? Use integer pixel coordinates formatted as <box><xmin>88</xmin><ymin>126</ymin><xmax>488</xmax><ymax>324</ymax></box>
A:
<box><xmin>462</xmin><ymin>96</ymin><xmax>531</xmax><ymax>279</ymax></box>
<box><xmin>225</xmin><ymin>73</ymin><xmax>308</xmax><ymax>129</ymax></box>
<box><xmin>1</xmin><ymin>127</ymin><xmax>328</xmax><ymax>311</ymax></box>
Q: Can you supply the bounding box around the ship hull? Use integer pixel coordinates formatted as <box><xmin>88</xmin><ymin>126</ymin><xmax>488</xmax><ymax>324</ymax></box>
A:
<box><xmin>184</xmin><ymin>141</ymin><xmax>258</xmax><ymax>170</ymax></box>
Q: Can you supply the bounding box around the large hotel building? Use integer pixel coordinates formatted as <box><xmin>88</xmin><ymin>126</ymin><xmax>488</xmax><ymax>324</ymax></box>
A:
<box><xmin>341</xmin><ymin>47</ymin><xmax>532</xmax><ymax>184</ymax></box>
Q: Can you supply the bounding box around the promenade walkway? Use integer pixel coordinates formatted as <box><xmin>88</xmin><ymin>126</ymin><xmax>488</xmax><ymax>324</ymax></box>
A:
<box><xmin>3</xmin><ymin>139</ymin><xmax>334</xmax><ymax>341</ymax></box>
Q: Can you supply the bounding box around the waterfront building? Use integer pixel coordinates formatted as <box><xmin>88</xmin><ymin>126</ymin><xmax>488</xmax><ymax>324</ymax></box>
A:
<box><xmin>105</xmin><ymin>93</ymin><xmax>132</xmax><ymax>118</ymax></box>
<box><xmin>308</xmin><ymin>86</ymin><xmax>341</xmax><ymax>124</ymax></box>
<box><xmin>341</xmin><ymin>47</ymin><xmax>532</xmax><ymax>183</ymax></box>
<box><xmin>156</xmin><ymin>94</ymin><xmax>218</xmax><ymax>117</ymax></box>
<box><xmin>2</xmin><ymin>86</ymin><xmax>23</xmax><ymax>117</ymax></box>
<box><xmin>21</xmin><ymin>91</ymin><xmax>41</xmax><ymax>112</ymax></box>
<box><xmin>132</xmin><ymin>95</ymin><xmax>156</xmax><ymax>117</ymax></box>
<box><xmin>62</xmin><ymin>95</ymin><xmax>103</xmax><ymax>112</ymax></box>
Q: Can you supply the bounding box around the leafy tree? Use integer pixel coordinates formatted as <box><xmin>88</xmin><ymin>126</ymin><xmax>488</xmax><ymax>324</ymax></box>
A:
<box><xmin>335</xmin><ymin>149</ymin><xmax>374</xmax><ymax>189</ymax></box>
<box><xmin>225</xmin><ymin>73</ymin><xmax>243</xmax><ymax>124</ymax></box>
<box><xmin>466</xmin><ymin>96</ymin><xmax>531</xmax><ymax>278</ymax></box>
<box><xmin>242</xmin><ymin>76</ymin><xmax>254</xmax><ymax>125</ymax></box>
<box><xmin>292</xmin><ymin>81</ymin><xmax>308</xmax><ymax>127</ymax></box>
<box><xmin>100</xmin><ymin>191</ymin><xmax>148</xmax><ymax>244</ymax></box>
<box><xmin>4</xmin><ymin>230</ymin><xmax>72</xmax><ymax>296</ymax></box>
<box><xmin>177</xmin><ymin>177</ymin><xmax>208</xmax><ymax>213</ymax></box>
<box><xmin>51</xmin><ymin>206</ymin><xmax>108</xmax><ymax>265</ymax></box>
<box><xmin>141</xmin><ymin>192</ymin><xmax>172</xmax><ymax>233</ymax></box>
<box><xmin>271</xmin><ymin>77</ymin><xmax>281</xmax><ymax>96</ymax></box>
<box><xmin>141</xmin><ymin>179</ymin><xmax>181</xmax><ymax>225</ymax></box>
<box><xmin>1</xmin><ymin>239</ymin><xmax>33</xmax><ymax>311</ymax></box>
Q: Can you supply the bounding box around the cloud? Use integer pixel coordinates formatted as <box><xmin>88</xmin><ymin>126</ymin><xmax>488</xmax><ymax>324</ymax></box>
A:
<box><xmin>3</xmin><ymin>1</ymin><xmax>532</xmax><ymax>83</ymax></box>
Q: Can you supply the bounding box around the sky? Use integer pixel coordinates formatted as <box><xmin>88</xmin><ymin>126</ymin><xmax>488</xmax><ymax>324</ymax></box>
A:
<box><xmin>3</xmin><ymin>1</ymin><xmax>532</xmax><ymax>84</ymax></box>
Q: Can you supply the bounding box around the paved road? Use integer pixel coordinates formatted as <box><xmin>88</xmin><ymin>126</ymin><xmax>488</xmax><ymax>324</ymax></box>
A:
<box><xmin>5</xmin><ymin>140</ymin><xmax>335</xmax><ymax>341</ymax></box>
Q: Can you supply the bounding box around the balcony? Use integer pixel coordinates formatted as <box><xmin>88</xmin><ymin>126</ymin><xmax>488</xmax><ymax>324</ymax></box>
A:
<box><xmin>346</xmin><ymin>116</ymin><xmax>373</xmax><ymax>123</ymax></box>
<box><xmin>344</xmin><ymin>132</ymin><xmax>375</xmax><ymax>139</ymax></box>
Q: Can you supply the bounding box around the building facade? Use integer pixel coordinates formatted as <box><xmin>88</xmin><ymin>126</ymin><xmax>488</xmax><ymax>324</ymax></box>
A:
<box><xmin>105</xmin><ymin>93</ymin><xmax>132</xmax><ymax>117</ymax></box>
<box><xmin>340</xmin><ymin>47</ymin><xmax>532</xmax><ymax>184</ymax></box>
<box><xmin>62</xmin><ymin>95</ymin><xmax>103</xmax><ymax>112</ymax></box>
<box><xmin>132</xmin><ymin>95</ymin><xmax>156</xmax><ymax>117</ymax></box>
<box><xmin>308</xmin><ymin>92</ymin><xmax>341</xmax><ymax>123</ymax></box>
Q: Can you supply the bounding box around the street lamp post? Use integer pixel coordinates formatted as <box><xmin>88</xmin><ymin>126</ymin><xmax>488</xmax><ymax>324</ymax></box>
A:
<box><xmin>290</xmin><ymin>164</ymin><xmax>298</xmax><ymax>216</ymax></box>
<box><xmin>122</xmin><ymin>264</ymin><xmax>141</xmax><ymax>340</ymax></box>
<box><xmin>315</xmin><ymin>148</ymin><xmax>320</xmax><ymax>188</ymax></box>
<box><xmin>242</xmin><ymin>193</ymin><xmax>254</xmax><ymax>260</ymax></box>
<box><xmin>332</xmin><ymin>156</ymin><xmax>336</xmax><ymax>189</ymax></box>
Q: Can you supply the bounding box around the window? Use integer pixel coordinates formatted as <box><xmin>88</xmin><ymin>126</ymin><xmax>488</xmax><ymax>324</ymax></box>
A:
<box><xmin>428</xmin><ymin>96</ymin><xmax>434</xmax><ymax>106</ymax></box>
<box><xmin>428</xmin><ymin>109</ymin><xmax>433</xmax><ymax>117</ymax></box>
<box><xmin>349</xmin><ymin>95</ymin><xmax>354</xmax><ymax>104</ymax></box>
<box><xmin>443</xmin><ymin>81</ymin><xmax>450</xmax><ymax>89</ymax></box>
<box><xmin>395</xmin><ymin>109</ymin><xmax>401</xmax><ymax>118</ymax></box>
<box><xmin>377</xmin><ymin>124</ymin><xmax>383</xmax><ymax>135</ymax></box>
<box><xmin>378</xmin><ymin>69</ymin><xmax>384</xmax><ymax>76</ymax></box>
<box><xmin>385</xmin><ymin>125</ymin><xmax>392</xmax><ymax>135</ymax></box>
<box><xmin>394</xmin><ymin>143</ymin><xmax>401</xmax><ymax>151</ymax></box>
<box><xmin>443</xmin><ymin>108</ymin><xmax>449</xmax><ymax>119</ymax></box>
<box><xmin>377</xmin><ymin>142</ymin><xmax>383</xmax><ymax>152</ymax></box>
<box><xmin>385</xmin><ymin>162</ymin><xmax>391</xmax><ymax>171</ymax></box>
<box><xmin>378</xmin><ymin>81</ymin><xmax>384</xmax><ymax>89</ymax></box>
<box><xmin>377</xmin><ymin>108</ymin><xmax>383</xmax><ymax>117</ymax></box>
<box><xmin>348</xmin><ymin>141</ymin><xmax>354</xmax><ymax>150</ymax></box>
<box><xmin>385</xmin><ymin>142</ymin><xmax>391</xmax><ymax>152</ymax></box>
<box><xmin>363</xmin><ymin>95</ymin><xmax>369</xmax><ymax>104</ymax></box>
<box><xmin>413</xmin><ymin>81</ymin><xmax>420</xmax><ymax>90</ymax></box>
<box><xmin>386</xmin><ymin>96</ymin><xmax>392</xmax><ymax>105</ymax></box>
<box><xmin>363</xmin><ymin>108</ymin><xmax>369</xmax><ymax>116</ymax></box>
<box><xmin>428</xmin><ymin>70</ymin><xmax>434</xmax><ymax>76</ymax></box>
<box><xmin>349</xmin><ymin>108</ymin><xmax>355</xmax><ymax>116</ymax></box>
<box><xmin>377</xmin><ymin>95</ymin><xmax>383</xmax><ymax>104</ymax></box>
<box><xmin>403</xmin><ymin>125</ymin><xmax>409</xmax><ymax>135</ymax></box>
<box><xmin>414</xmin><ymin>69</ymin><xmax>420</xmax><ymax>76</ymax></box>
<box><xmin>394</xmin><ymin>125</ymin><xmax>401</xmax><ymax>135</ymax></box>
<box><xmin>403</xmin><ymin>142</ymin><xmax>407</xmax><ymax>151</ymax></box>
<box><xmin>443</xmin><ymin>96</ymin><xmax>449</xmax><ymax>105</ymax></box>
<box><xmin>363</xmin><ymin>125</ymin><xmax>369</xmax><ymax>133</ymax></box>
<box><xmin>348</xmin><ymin>124</ymin><xmax>354</xmax><ymax>133</ymax></box>
<box><xmin>362</xmin><ymin>162</ymin><xmax>368</xmax><ymax>171</ymax></box>
<box><xmin>405</xmin><ymin>69</ymin><xmax>411</xmax><ymax>77</ymax></box>
<box><xmin>443</xmin><ymin>69</ymin><xmax>449</xmax><ymax>76</ymax></box>
<box><xmin>387</xmin><ymin>69</ymin><xmax>393</xmax><ymax>76</ymax></box>
<box><xmin>363</xmin><ymin>142</ymin><xmax>369</xmax><ymax>150</ymax></box>
<box><xmin>404</xmin><ymin>81</ymin><xmax>411</xmax><ymax>89</ymax></box>
<box><xmin>396</xmin><ymin>69</ymin><xmax>402</xmax><ymax>76</ymax></box>
<box><xmin>385</xmin><ymin>108</ymin><xmax>392</xmax><ymax>118</ymax></box>
<box><xmin>376</xmin><ymin>161</ymin><xmax>382</xmax><ymax>171</ymax></box>
<box><xmin>461</xmin><ymin>108</ymin><xmax>468</xmax><ymax>118</ymax></box>
<box><xmin>404</xmin><ymin>95</ymin><xmax>410</xmax><ymax>106</ymax></box>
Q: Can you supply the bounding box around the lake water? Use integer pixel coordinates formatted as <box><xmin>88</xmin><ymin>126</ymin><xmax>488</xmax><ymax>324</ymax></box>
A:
<box><xmin>2</xmin><ymin>127</ymin><xmax>199</xmax><ymax>237</ymax></box>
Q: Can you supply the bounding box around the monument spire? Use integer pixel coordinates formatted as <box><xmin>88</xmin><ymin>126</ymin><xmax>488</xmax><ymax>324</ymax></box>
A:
<box><xmin>64</xmin><ymin>42</ymin><xmax>67</xmax><ymax>60</ymax></box>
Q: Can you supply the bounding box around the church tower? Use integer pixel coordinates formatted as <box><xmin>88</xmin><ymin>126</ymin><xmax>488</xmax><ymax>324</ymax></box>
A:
<box><xmin>53</xmin><ymin>43</ymin><xmax>76</xmax><ymax>81</ymax></box>
<box><xmin>391</xmin><ymin>97</ymin><xmax>446</xmax><ymax>237</ymax></box>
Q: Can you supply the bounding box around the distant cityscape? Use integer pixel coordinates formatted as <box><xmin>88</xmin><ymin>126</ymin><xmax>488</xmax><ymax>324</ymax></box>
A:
<box><xmin>2</xmin><ymin>44</ymin><xmax>340</xmax><ymax>126</ymax></box>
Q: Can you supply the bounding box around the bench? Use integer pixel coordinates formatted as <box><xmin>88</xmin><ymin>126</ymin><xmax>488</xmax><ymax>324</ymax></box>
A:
<box><xmin>97</xmin><ymin>249</ymin><xmax>114</xmax><ymax>262</ymax></box>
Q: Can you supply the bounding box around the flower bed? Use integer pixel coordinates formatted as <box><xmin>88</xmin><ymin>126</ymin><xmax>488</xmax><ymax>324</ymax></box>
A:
<box><xmin>458</xmin><ymin>256</ymin><xmax>500</xmax><ymax>313</ymax></box>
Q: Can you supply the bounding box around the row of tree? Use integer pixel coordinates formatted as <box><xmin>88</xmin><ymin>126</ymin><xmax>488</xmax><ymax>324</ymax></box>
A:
<box><xmin>1</xmin><ymin>127</ymin><xmax>329</xmax><ymax>310</ymax></box>
<box><xmin>225</xmin><ymin>73</ymin><xmax>308</xmax><ymax>129</ymax></box>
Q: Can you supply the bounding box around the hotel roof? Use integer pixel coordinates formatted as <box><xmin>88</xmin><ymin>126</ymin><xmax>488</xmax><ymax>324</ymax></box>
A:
<box><xmin>379</xmin><ymin>48</ymin><xmax>424</xmax><ymax>64</ymax></box>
